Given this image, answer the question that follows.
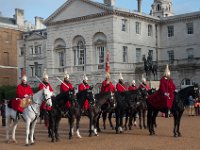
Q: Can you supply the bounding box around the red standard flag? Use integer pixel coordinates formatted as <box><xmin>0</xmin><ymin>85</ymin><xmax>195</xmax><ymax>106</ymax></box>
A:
<box><xmin>105</xmin><ymin>50</ymin><xmax>110</xmax><ymax>73</ymax></box>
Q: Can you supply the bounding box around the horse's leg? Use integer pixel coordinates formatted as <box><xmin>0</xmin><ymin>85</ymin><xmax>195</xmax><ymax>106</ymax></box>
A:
<box><xmin>5</xmin><ymin>113</ymin><xmax>11</xmax><ymax>143</ymax></box>
<box><xmin>11</xmin><ymin>118</ymin><xmax>18</xmax><ymax>143</ymax></box>
<box><xmin>124</xmin><ymin>111</ymin><xmax>128</xmax><ymax>131</ymax></box>
<box><xmin>69</xmin><ymin>115</ymin><xmax>75</xmax><ymax>139</ymax></box>
<box><xmin>147</xmin><ymin>108</ymin><xmax>154</xmax><ymax>135</ymax></box>
<box><xmin>76</xmin><ymin>114</ymin><xmax>82</xmax><ymax>138</ymax></box>
<box><xmin>97</xmin><ymin>111</ymin><xmax>102</xmax><ymax>132</ymax></box>
<box><xmin>119</xmin><ymin>112</ymin><xmax>124</xmax><ymax>133</ymax></box>
<box><xmin>50</xmin><ymin>116</ymin><xmax>56</xmax><ymax>142</ymax></box>
<box><xmin>115</xmin><ymin>109</ymin><xmax>120</xmax><ymax>134</ymax></box>
<box><xmin>93</xmin><ymin>114</ymin><xmax>99</xmax><ymax>136</ymax></box>
<box><xmin>138</xmin><ymin>110</ymin><xmax>142</xmax><ymax>129</ymax></box>
<box><xmin>143</xmin><ymin>109</ymin><xmax>147</xmax><ymax>129</ymax></box>
<box><xmin>89</xmin><ymin>113</ymin><xmax>93</xmax><ymax>137</ymax></box>
<box><xmin>102</xmin><ymin>111</ymin><xmax>107</xmax><ymax>130</ymax></box>
<box><xmin>25</xmin><ymin>119</ymin><xmax>31</xmax><ymax>146</ymax></box>
<box><xmin>176</xmin><ymin>111</ymin><xmax>184</xmax><ymax>137</ymax></box>
<box><xmin>29</xmin><ymin>120</ymin><xmax>37</xmax><ymax>144</ymax></box>
<box><xmin>108</xmin><ymin>111</ymin><xmax>114</xmax><ymax>130</ymax></box>
<box><xmin>55</xmin><ymin>117</ymin><xmax>61</xmax><ymax>141</ymax></box>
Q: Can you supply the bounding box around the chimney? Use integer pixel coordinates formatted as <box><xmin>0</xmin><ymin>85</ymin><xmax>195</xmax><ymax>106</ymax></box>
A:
<box><xmin>137</xmin><ymin>0</ymin><xmax>142</xmax><ymax>13</ymax></box>
<box><xmin>104</xmin><ymin>0</ymin><xmax>115</xmax><ymax>6</ymax></box>
<box><xmin>35</xmin><ymin>16</ymin><xmax>45</xmax><ymax>30</ymax></box>
<box><xmin>15</xmin><ymin>8</ymin><xmax>24</xmax><ymax>26</ymax></box>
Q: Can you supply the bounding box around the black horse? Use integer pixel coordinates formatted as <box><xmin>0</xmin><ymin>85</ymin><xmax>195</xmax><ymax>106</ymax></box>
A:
<box><xmin>147</xmin><ymin>84</ymin><xmax>199</xmax><ymax>137</ymax></box>
<box><xmin>114</xmin><ymin>90</ymin><xmax>139</xmax><ymax>134</ymax></box>
<box><xmin>76</xmin><ymin>87</ymin><xmax>99</xmax><ymax>137</ymax></box>
<box><xmin>95</xmin><ymin>92</ymin><xmax>116</xmax><ymax>132</ymax></box>
<box><xmin>48</xmin><ymin>90</ymin><xmax>75</xmax><ymax>142</ymax></box>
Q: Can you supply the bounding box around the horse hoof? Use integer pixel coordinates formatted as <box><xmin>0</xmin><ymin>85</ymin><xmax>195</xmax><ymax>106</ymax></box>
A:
<box><xmin>31</xmin><ymin>142</ymin><xmax>35</xmax><ymax>145</ymax></box>
<box><xmin>77</xmin><ymin>135</ymin><xmax>82</xmax><ymax>139</ymax></box>
<box><xmin>25</xmin><ymin>144</ymin><xmax>29</xmax><ymax>146</ymax></box>
<box><xmin>6</xmin><ymin>140</ymin><xmax>10</xmax><ymax>143</ymax></box>
<box><xmin>89</xmin><ymin>134</ymin><xmax>92</xmax><ymax>137</ymax></box>
<box><xmin>95</xmin><ymin>134</ymin><xmax>99</xmax><ymax>137</ymax></box>
<box><xmin>13</xmin><ymin>140</ymin><xmax>18</xmax><ymax>143</ymax></box>
<box><xmin>51</xmin><ymin>139</ymin><xmax>55</xmax><ymax>143</ymax></box>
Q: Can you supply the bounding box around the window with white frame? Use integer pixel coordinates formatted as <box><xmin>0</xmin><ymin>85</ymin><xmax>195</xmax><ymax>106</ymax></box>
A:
<box><xmin>148</xmin><ymin>24</ymin><xmax>153</xmax><ymax>36</ymax></box>
<box><xmin>20</xmin><ymin>47</ymin><xmax>24</xmax><ymax>56</ymax></box>
<box><xmin>167</xmin><ymin>25</ymin><xmax>174</xmax><ymax>37</ymax></box>
<box><xmin>122</xmin><ymin>19</ymin><xmax>127</xmax><ymax>32</ymax></box>
<box><xmin>97</xmin><ymin>46</ymin><xmax>105</xmax><ymax>64</ymax></box>
<box><xmin>136</xmin><ymin>22</ymin><xmax>141</xmax><ymax>34</ymax></box>
<box><xmin>30</xmin><ymin>46</ymin><xmax>34</xmax><ymax>55</ymax></box>
<box><xmin>74</xmin><ymin>40</ymin><xmax>85</xmax><ymax>65</ymax></box>
<box><xmin>186</xmin><ymin>22</ymin><xmax>194</xmax><ymax>34</ymax></box>
<box><xmin>168</xmin><ymin>50</ymin><xmax>174</xmax><ymax>64</ymax></box>
<box><xmin>123</xmin><ymin>46</ymin><xmax>128</xmax><ymax>62</ymax></box>
<box><xmin>187</xmin><ymin>48</ymin><xmax>194</xmax><ymax>60</ymax></box>
<box><xmin>136</xmin><ymin>48</ymin><xmax>141</xmax><ymax>62</ymax></box>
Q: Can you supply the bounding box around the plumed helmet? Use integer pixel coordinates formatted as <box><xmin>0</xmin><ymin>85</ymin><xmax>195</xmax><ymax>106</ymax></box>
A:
<box><xmin>21</xmin><ymin>75</ymin><xmax>27</xmax><ymax>81</ymax></box>
<box><xmin>83</xmin><ymin>74</ymin><xmax>88</xmax><ymax>81</ymax></box>
<box><xmin>43</xmin><ymin>69</ymin><xmax>48</xmax><ymax>79</ymax></box>
<box><xmin>106</xmin><ymin>72</ymin><xmax>110</xmax><ymax>79</ymax></box>
<box><xmin>132</xmin><ymin>80</ymin><xmax>136</xmax><ymax>84</ymax></box>
<box><xmin>64</xmin><ymin>70</ymin><xmax>69</xmax><ymax>79</ymax></box>
<box><xmin>164</xmin><ymin>64</ymin><xmax>171</xmax><ymax>78</ymax></box>
<box><xmin>21</xmin><ymin>69</ymin><xmax>27</xmax><ymax>81</ymax></box>
<box><xmin>141</xmin><ymin>74</ymin><xmax>146</xmax><ymax>83</ymax></box>
<box><xmin>119</xmin><ymin>73</ymin><xmax>123</xmax><ymax>80</ymax></box>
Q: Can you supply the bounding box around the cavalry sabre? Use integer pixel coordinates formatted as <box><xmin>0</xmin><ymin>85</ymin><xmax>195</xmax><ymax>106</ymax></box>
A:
<box><xmin>56</xmin><ymin>77</ymin><xmax>69</xmax><ymax>88</ymax></box>
<box><xmin>35</xmin><ymin>76</ymin><xmax>47</xmax><ymax>88</ymax></box>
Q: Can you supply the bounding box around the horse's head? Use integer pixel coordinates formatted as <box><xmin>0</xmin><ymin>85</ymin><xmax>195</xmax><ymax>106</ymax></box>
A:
<box><xmin>43</xmin><ymin>86</ymin><xmax>53</xmax><ymax>107</ymax></box>
<box><xmin>86</xmin><ymin>87</ymin><xmax>95</xmax><ymax>105</ymax></box>
<box><xmin>108</xmin><ymin>92</ymin><xmax>117</xmax><ymax>108</ymax></box>
<box><xmin>139</xmin><ymin>88</ymin><xmax>149</xmax><ymax>99</ymax></box>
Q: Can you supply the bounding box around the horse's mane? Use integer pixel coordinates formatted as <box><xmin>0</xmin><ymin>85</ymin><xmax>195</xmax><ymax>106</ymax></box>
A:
<box><xmin>178</xmin><ymin>86</ymin><xmax>194</xmax><ymax>99</ymax></box>
<box><xmin>95</xmin><ymin>92</ymin><xmax>110</xmax><ymax>99</ymax></box>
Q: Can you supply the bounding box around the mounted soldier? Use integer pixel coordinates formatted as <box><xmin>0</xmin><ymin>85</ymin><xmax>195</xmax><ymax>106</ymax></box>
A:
<box><xmin>101</xmin><ymin>72</ymin><xmax>115</xmax><ymax>93</ymax></box>
<box><xmin>116</xmin><ymin>73</ymin><xmax>127</xmax><ymax>92</ymax></box>
<box><xmin>139</xmin><ymin>76</ymin><xmax>149</xmax><ymax>91</ymax></box>
<box><xmin>128</xmin><ymin>80</ymin><xmax>138</xmax><ymax>91</ymax></box>
<box><xmin>147</xmin><ymin>64</ymin><xmax>176</xmax><ymax>117</ymax></box>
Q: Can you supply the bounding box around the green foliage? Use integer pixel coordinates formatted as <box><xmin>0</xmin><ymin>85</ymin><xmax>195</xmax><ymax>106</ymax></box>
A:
<box><xmin>0</xmin><ymin>86</ymin><xmax>17</xmax><ymax>100</ymax></box>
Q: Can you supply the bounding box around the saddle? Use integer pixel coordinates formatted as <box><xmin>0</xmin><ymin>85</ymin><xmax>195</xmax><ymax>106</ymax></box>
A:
<box><xmin>11</xmin><ymin>98</ymin><xmax>32</xmax><ymax>113</ymax></box>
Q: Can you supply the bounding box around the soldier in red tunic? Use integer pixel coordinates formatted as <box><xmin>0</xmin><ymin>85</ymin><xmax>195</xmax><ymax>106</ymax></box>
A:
<box><xmin>101</xmin><ymin>73</ymin><xmax>115</xmax><ymax>93</ymax></box>
<box><xmin>139</xmin><ymin>77</ymin><xmax>149</xmax><ymax>91</ymax></box>
<box><xmin>128</xmin><ymin>80</ymin><xmax>138</xmax><ymax>91</ymax></box>
<box><xmin>39</xmin><ymin>69</ymin><xmax>54</xmax><ymax>111</ymax></box>
<box><xmin>60</xmin><ymin>71</ymin><xmax>74</xmax><ymax>110</ymax></box>
<box><xmin>116</xmin><ymin>73</ymin><xmax>127</xmax><ymax>92</ymax></box>
<box><xmin>16</xmin><ymin>75</ymin><xmax>33</xmax><ymax>99</ymax></box>
<box><xmin>147</xmin><ymin>64</ymin><xmax>176</xmax><ymax>117</ymax></box>
<box><xmin>78</xmin><ymin>75</ymin><xmax>90</xmax><ymax>112</ymax></box>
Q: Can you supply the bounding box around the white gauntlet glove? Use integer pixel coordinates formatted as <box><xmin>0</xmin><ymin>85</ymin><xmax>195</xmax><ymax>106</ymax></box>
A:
<box><xmin>164</xmin><ymin>92</ymin><xmax>169</xmax><ymax>97</ymax></box>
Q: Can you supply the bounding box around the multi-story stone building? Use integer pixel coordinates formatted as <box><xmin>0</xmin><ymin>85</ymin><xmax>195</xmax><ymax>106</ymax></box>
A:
<box><xmin>17</xmin><ymin>0</ymin><xmax>200</xmax><ymax>90</ymax></box>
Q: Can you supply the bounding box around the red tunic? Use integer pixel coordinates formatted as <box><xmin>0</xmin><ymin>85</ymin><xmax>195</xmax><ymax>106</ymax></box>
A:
<box><xmin>78</xmin><ymin>83</ymin><xmax>90</xmax><ymax>110</ymax></box>
<box><xmin>38</xmin><ymin>82</ymin><xmax>54</xmax><ymax>92</ymax></box>
<box><xmin>16</xmin><ymin>84</ymin><xmax>33</xmax><ymax>99</ymax></box>
<box><xmin>60</xmin><ymin>81</ymin><xmax>74</xmax><ymax>108</ymax></box>
<box><xmin>147</xmin><ymin>76</ymin><xmax>176</xmax><ymax>109</ymax></box>
<box><xmin>128</xmin><ymin>85</ymin><xmax>138</xmax><ymax>91</ymax></box>
<box><xmin>38</xmin><ymin>82</ymin><xmax>53</xmax><ymax>111</ymax></box>
<box><xmin>101</xmin><ymin>80</ymin><xmax>115</xmax><ymax>92</ymax></box>
<box><xmin>13</xmin><ymin>84</ymin><xmax>33</xmax><ymax>113</ymax></box>
<box><xmin>139</xmin><ymin>84</ymin><xmax>149</xmax><ymax>91</ymax></box>
<box><xmin>116</xmin><ymin>83</ymin><xmax>127</xmax><ymax>92</ymax></box>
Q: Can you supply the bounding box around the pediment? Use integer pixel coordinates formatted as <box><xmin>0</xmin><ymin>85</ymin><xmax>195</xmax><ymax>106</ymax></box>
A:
<box><xmin>45</xmin><ymin>0</ymin><xmax>108</xmax><ymax>24</ymax></box>
<box><xmin>26</xmin><ymin>33</ymin><xmax>45</xmax><ymax>41</ymax></box>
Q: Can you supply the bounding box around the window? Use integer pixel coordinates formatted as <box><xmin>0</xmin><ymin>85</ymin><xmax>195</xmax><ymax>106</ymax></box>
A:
<box><xmin>122</xmin><ymin>46</ymin><xmax>128</xmax><ymax>62</ymax></box>
<box><xmin>157</xmin><ymin>4</ymin><xmax>161</xmax><ymax>11</ymax></box>
<box><xmin>168</xmin><ymin>26</ymin><xmax>174</xmax><ymax>37</ymax></box>
<box><xmin>136</xmin><ymin>22</ymin><xmax>141</xmax><ymax>34</ymax></box>
<box><xmin>30</xmin><ymin>46</ymin><xmax>34</xmax><ymax>55</ymax></box>
<box><xmin>187</xmin><ymin>48</ymin><xmax>194</xmax><ymax>60</ymax></box>
<box><xmin>20</xmin><ymin>47</ymin><xmax>24</xmax><ymax>56</ymax></box>
<box><xmin>186</xmin><ymin>23</ymin><xmax>193</xmax><ymax>34</ymax></box>
<box><xmin>74</xmin><ymin>41</ymin><xmax>85</xmax><ymax>65</ymax></box>
<box><xmin>168</xmin><ymin>50</ymin><xmax>174</xmax><ymax>64</ymax></box>
<box><xmin>122</xmin><ymin>19</ymin><xmax>127</xmax><ymax>31</ymax></box>
<box><xmin>3</xmin><ymin>52</ymin><xmax>9</xmax><ymax>66</ymax></box>
<box><xmin>58</xmin><ymin>51</ymin><xmax>65</xmax><ymax>67</ymax></box>
<box><xmin>136</xmin><ymin>48</ymin><xmax>141</xmax><ymax>62</ymax></box>
<box><xmin>30</xmin><ymin>67</ymin><xmax>34</xmax><ymax>77</ymax></box>
<box><xmin>97</xmin><ymin>46</ymin><xmax>105</xmax><ymax>64</ymax></box>
<box><xmin>148</xmin><ymin>24</ymin><xmax>153</xmax><ymax>36</ymax></box>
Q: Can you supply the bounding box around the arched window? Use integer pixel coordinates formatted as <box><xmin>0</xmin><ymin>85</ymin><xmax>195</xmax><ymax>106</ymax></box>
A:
<box><xmin>73</xmin><ymin>36</ymin><xmax>86</xmax><ymax>66</ymax></box>
<box><xmin>181</xmin><ymin>78</ymin><xmax>192</xmax><ymax>89</ymax></box>
<box><xmin>93</xmin><ymin>32</ymin><xmax>107</xmax><ymax>65</ymax></box>
<box><xmin>54</xmin><ymin>38</ymin><xmax>66</xmax><ymax>71</ymax></box>
<box><xmin>157</xmin><ymin>4</ymin><xmax>161</xmax><ymax>11</ymax></box>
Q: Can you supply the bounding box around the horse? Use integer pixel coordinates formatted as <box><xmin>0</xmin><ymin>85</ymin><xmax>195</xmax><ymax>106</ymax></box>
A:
<box><xmin>143</xmin><ymin>56</ymin><xmax>158</xmax><ymax>80</ymax></box>
<box><xmin>5</xmin><ymin>87</ymin><xmax>53</xmax><ymax>146</ymax></box>
<box><xmin>147</xmin><ymin>84</ymin><xmax>199</xmax><ymax>137</ymax></box>
<box><xmin>114</xmin><ymin>90</ymin><xmax>139</xmax><ymax>134</ymax></box>
<box><xmin>76</xmin><ymin>87</ymin><xmax>99</xmax><ymax>137</ymax></box>
<box><xmin>95</xmin><ymin>92</ymin><xmax>116</xmax><ymax>132</ymax></box>
<box><xmin>124</xmin><ymin>88</ymin><xmax>149</xmax><ymax>130</ymax></box>
<box><xmin>48</xmin><ymin>90</ymin><xmax>75</xmax><ymax>142</ymax></box>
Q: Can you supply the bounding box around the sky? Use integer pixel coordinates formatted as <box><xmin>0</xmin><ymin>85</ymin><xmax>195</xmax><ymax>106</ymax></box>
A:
<box><xmin>0</xmin><ymin>0</ymin><xmax>200</xmax><ymax>24</ymax></box>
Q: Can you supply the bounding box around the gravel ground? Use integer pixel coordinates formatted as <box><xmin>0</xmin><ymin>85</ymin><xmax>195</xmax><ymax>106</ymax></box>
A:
<box><xmin>0</xmin><ymin>114</ymin><xmax>200</xmax><ymax>150</ymax></box>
